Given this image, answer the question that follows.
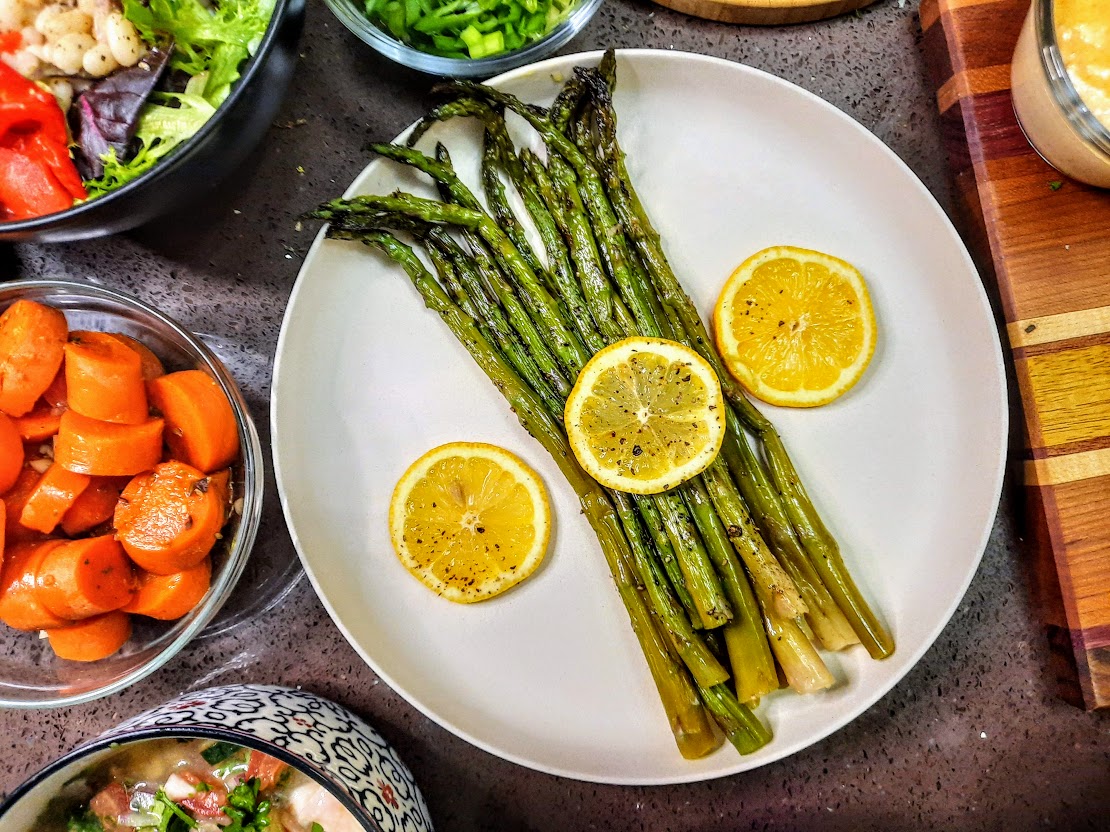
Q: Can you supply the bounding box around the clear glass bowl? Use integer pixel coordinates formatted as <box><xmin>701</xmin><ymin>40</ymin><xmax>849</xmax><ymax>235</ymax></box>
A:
<box><xmin>0</xmin><ymin>281</ymin><xmax>264</xmax><ymax>708</ymax></box>
<box><xmin>323</xmin><ymin>0</ymin><xmax>604</xmax><ymax>78</ymax></box>
<box><xmin>1011</xmin><ymin>0</ymin><xmax>1110</xmax><ymax>187</ymax></box>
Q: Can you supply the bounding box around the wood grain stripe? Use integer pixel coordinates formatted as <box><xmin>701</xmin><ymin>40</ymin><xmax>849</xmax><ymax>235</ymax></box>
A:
<box><xmin>1025</xmin><ymin>448</ymin><xmax>1110</xmax><ymax>486</ymax></box>
<box><xmin>937</xmin><ymin>64</ymin><xmax>1013</xmax><ymax>113</ymax></box>
<box><xmin>921</xmin><ymin>0</ymin><xmax>1006</xmax><ymax>31</ymax></box>
<box><xmin>940</xmin><ymin>0</ymin><xmax>1006</xmax><ymax>11</ymax></box>
<box><xmin>1020</xmin><ymin>345</ymin><xmax>1110</xmax><ymax>448</ymax></box>
<box><xmin>1080</xmin><ymin>624</ymin><xmax>1110</xmax><ymax>651</ymax></box>
<box><xmin>1008</xmin><ymin>305</ymin><xmax>1110</xmax><ymax>348</ymax></box>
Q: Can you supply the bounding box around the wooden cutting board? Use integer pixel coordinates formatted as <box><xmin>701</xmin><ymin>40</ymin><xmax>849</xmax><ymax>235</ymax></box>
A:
<box><xmin>651</xmin><ymin>0</ymin><xmax>875</xmax><ymax>25</ymax></box>
<box><xmin>920</xmin><ymin>0</ymin><xmax>1110</xmax><ymax>710</ymax></box>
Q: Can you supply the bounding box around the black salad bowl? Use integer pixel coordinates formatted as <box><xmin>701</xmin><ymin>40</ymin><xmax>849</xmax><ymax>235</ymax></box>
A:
<box><xmin>0</xmin><ymin>0</ymin><xmax>306</xmax><ymax>244</ymax></box>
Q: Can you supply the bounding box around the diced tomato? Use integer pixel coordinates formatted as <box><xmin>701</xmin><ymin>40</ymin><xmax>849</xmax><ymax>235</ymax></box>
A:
<box><xmin>178</xmin><ymin>789</ymin><xmax>228</xmax><ymax>820</ymax></box>
<box><xmin>245</xmin><ymin>750</ymin><xmax>288</xmax><ymax>790</ymax></box>
<box><xmin>89</xmin><ymin>782</ymin><xmax>129</xmax><ymax>825</ymax></box>
<box><xmin>0</xmin><ymin>31</ymin><xmax>21</xmax><ymax>54</ymax></box>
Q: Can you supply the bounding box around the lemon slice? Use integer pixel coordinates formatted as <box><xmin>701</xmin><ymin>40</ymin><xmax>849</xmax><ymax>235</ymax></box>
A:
<box><xmin>564</xmin><ymin>337</ymin><xmax>725</xmax><ymax>495</ymax></box>
<box><xmin>713</xmin><ymin>246</ymin><xmax>877</xmax><ymax>408</ymax></box>
<box><xmin>388</xmin><ymin>442</ymin><xmax>551</xmax><ymax>603</ymax></box>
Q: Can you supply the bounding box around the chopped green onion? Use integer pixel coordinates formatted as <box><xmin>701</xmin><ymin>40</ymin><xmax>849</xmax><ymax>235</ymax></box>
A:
<box><xmin>362</xmin><ymin>0</ymin><xmax>578</xmax><ymax>59</ymax></box>
<box><xmin>459</xmin><ymin>23</ymin><xmax>484</xmax><ymax>50</ymax></box>
<box><xmin>497</xmin><ymin>4</ymin><xmax>521</xmax><ymax>24</ymax></box>
<box><xmin>473</xmin><ymin>13</ymin><xmax>500</xmax><ymax>32</ymax></box>
<box><xmin>412</xmin><ymin>8</ymin><xmax>483</xmax><ymax>33</ymax></box>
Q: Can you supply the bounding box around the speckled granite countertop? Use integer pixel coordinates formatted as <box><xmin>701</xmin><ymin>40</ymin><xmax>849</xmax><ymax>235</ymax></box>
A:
<box><xmin>2</xmin><ymin>0</ymin><xmax>1109</xmax><ymax>828</ymax></box>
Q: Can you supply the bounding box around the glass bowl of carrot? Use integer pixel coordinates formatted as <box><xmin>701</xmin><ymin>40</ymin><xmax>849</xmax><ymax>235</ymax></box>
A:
<box><xmin>0</xmin><ymin>280</ymin><xmax>263</xmax><ymax>708</ymax></box>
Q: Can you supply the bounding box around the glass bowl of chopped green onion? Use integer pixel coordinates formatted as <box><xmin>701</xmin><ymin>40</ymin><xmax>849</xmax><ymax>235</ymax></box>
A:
<box><xmin>324</xmin><ymin>0</ymin><xmax>604</xmax><ymax>77</ymax></box>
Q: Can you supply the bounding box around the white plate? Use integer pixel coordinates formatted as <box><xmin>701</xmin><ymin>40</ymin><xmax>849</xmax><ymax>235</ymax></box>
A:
<box><xmin>272</xmin><ymin>50</ymin><xmax>1007</xmax><ymax>785</ymax></box>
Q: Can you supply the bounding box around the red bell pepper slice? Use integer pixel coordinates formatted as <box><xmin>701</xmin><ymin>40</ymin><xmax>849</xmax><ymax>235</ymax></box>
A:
<box><xmin>5</xmin><ymin>129</ymin><xmax>88</xmax><ymax>200</ymax></box>
<box><xmin>0</xmin><ymin>147</ymin><xmax>77</xmax><ymax>220</ymax></box>
<box><xmin>0</xmin><ymin>60</ymin><xmax>87</xmax><ymax>218</ymax></box>
<box><xmin>0</xmin><ymin>61</ymin><xmax>68</xmax><ymax>147</ymax></box>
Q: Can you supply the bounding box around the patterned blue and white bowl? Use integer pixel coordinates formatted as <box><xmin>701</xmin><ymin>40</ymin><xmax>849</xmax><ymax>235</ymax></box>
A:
<box><xmin>0</xmin><ymin>684</ymin><xmax>433</xmax><ymax>832</ymax></box>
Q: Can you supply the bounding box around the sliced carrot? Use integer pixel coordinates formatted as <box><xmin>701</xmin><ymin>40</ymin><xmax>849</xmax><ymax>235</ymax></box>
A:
<box><xmin>147</xmin><ymin>371</ymin><xmax>239</xmax><ymax>473</ymax></box>
<box><xmin>64</xmin><ymin>331</ymin><xmax>148</xmax><ymax>425</ymax></box>
<box><xmin>122</xmin><ymin>557</ymin><xmax>210</xmax><ymax>619</ymax></box>
<box><xmin>59</xmin><ymin>476</ymin><xmax>125</xmax><ymax>537</ymax></box>
<box><xmin>46</xmin><ymin>610</ymin><xmax>131</xmax><ymax>661</ymax></box>
<box><xmin>14</xmin><ymin>365</ymin><xmax>66</xmax><ymax>447</ymax></box>
<box><xmin>0</xmin><ymin>539</ymin><xmax>70</xmax><ymax>630</ymax></box>
<box><xmin>114</xmin><ymin>461</ymin><xmax>226</xmax><ymax>575</ymax></box>
<box><xmin>109</xmin><ymin>333</ymin><xmax>165</xmax><ymax>381</ymax></box>
<box><xmin>36</xmin><ymin>534</ymin><xmax>134</xmax><ymax>619</ymax></box>
<box><xmin>3</xmin><ymin>466</ymin><xmax>44</xmax><ymax>544</ymax></box>
<box><xmin>54</xmin><ymin>411</ymin><xmax>163</xmax><ymax>476</ymax></box>
<box><xmin>12</xmin><ymin>407</ymin><xmax>62</xmax><ymax>443</ymax></box>
<box><xmin>40</xmin><ymin>370</ymin><xmax>67</xmax><ymax>411</ymax></box>
<box><xmin>0</xmin><ymin>300</ymin><xmax>68</xmax><ymax>417</ymax></box>
<box><xmin>0</xmin><ymin>501</ymin><xmax>5</xmax><ymax>566</ymax></box>
<box><xmin>19</xmin><ymin>463</ymin><xmax>91</xmax><ymax>534</ymax></box>
<box><xmin>0</xmin><ymin>412</ymin><xmax>21</xmax><ymax>494</ymax></box>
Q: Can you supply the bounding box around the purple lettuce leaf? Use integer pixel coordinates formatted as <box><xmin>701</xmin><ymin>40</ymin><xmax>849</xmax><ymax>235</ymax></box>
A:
<box><xmin>69</xmin><ymin>44</ymin><xmax>173</xmax><ymax>180</ymax></box>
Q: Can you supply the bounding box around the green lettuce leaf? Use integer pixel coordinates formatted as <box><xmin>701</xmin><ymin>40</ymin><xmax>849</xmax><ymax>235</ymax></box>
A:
<box><xmin>122</xmin><ymin>0</ymin><xmax>275</xmax><ymax>105</ymax></box>
<box><xmin>83</xmin><ymin>93</ymin><xmax>218</xmax><ymax>197</ymax></box>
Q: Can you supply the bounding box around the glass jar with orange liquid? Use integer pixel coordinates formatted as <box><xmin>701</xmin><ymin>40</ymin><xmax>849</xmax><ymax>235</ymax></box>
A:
<box><xmin>1011</xmin><ymin>0</ymin><xmax>1110</xmax><ymax>187</ymax></box>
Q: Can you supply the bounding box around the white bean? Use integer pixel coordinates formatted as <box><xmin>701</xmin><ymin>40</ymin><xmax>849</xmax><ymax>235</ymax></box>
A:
<box><xmin>39</xmin><ymin>9</ymin><xmax>93</xmax><ymax>40</ymax></box>
<box><xmin>91</xmin><ymin>8</ymin><xmax>105</xmax><ymax>41</ymax></box>
<box><xmin>105</xmin><ymin>12</ymin><xmax>142</xmax><ymax>67</ymax></box>
<box><xmin>82</xmin><ymin>42</ymin><xmax>117</xmax><ymax>77</ymax></box>
<box><xmin>49</xmin><ymin>31</ymin><xmax>95</xmax><ymax>75</ymax></box>
<box><xmin>0</xmin><ymin>0</ymin><xmax>24</xmax><ymax>32</ymax></box>
<box><xmin>2</xmin><ymin>50</ymin><xmax>40</xmax><ymax>77</ymax></box>
<box><xmin>41</xmin><ymin>77</ymin><xmax>73</xmax><ymax>112</ymax></box>
<box><xmin>21</xmin><ymin>25</ymin><xmax>45</xmax><ymax>47</ymax></box>
<box><xmin>34</xmin><ymin>5</ymin><xmax>61</xmax><ymax>32</ymax></box>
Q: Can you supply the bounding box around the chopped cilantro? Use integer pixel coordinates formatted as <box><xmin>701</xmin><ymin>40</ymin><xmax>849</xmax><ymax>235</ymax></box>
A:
<box><xmin>65</xmin><ymin>809</ymin><xmax>103</xmax><ymax>832</ymax></box>
<box><xmin>311</xmin><ymin>824</ymin><xmax>326</xmax><ymax>832</ymax></box>
<box><xmin>1049</xmin><ymin>180</ymin><xmax>1064</xmax><ymax>191</ymax></box>
<box><xmin>153</xmin><ymin>790</ymin><xmax>197</xmax><ymax>831</ymax></box>
<box><xmin>221</xmin><ymin>778</ymin><xmax>271</xmax><ymax>832</ymax></box>
<box><xmin>227</xmin><ymin>779</ymin><xmax>259</xmax><ymax>813</ymax></box>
